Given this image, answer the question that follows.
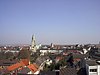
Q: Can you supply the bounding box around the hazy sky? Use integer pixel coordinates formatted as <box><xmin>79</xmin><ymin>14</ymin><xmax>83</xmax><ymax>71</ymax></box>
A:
<box><xmin>0</xmin><ymin>0</ymin><xmax>100</xmax><ymax>45</ymax></box>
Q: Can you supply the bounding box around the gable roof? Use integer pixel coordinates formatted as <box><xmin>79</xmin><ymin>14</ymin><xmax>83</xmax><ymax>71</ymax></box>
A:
<box><xmin>60</xmin><ymin>68</ymin><xmax>77</xmax><ymax>75</ymax></box>
<box><xmin>20</xmin><ymin>59</ymin><xmax>29</xmax><ymax>66</ymax></box>
<box><xmin>6</xmin><ymin>59</ymin><xmax>29</xmax><ymax>72</ymax></box>
<box><xmin>7</xmin><ymin>63</ymin><xmax>22</xmax><ymax>71</ymax></box>
<box><xmin>3</xmin><ymin>59</ymin><xmax>39</xmax><ymax>74</ymax></box>
<box><xmin>18</xmin><ymin>67</ymin><xmax>30</xmax><ymax>74</ymax></box>
<box><xmin>27</xmin><ymin>64</ymin><xmax>38</xmax><ymax>73</ymax></box>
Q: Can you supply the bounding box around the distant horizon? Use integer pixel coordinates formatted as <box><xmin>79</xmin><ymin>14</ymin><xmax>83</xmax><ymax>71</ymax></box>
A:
<box><xmin>0</xmin><ymin>0</ymin><xmax>100</xmax><ymax>45</ymax></box>
<box><xmin>0</xmin><ymin>40</ymin><xmax>100</xmax><ymax>46</ymax></box>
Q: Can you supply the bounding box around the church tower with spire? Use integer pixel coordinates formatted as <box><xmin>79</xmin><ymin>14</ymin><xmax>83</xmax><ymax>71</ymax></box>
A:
<box><xmin>31</xmin><ymin>34</ymin><xmax>36</xmax><ymax>52</ymax></box>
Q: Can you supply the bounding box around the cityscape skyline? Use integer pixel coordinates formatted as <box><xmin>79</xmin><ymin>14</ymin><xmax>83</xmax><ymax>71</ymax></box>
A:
<box><xmin>0</xmin><ymin>0</ymin><xmax>100</xmax><ymax>45</ymax></box>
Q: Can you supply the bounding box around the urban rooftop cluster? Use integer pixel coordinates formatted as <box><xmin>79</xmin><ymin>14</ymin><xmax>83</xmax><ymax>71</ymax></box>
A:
<box><xmin>0</xmin><ymin>35</ymin><xmax>100</xmax><ymax>75</ymax></box>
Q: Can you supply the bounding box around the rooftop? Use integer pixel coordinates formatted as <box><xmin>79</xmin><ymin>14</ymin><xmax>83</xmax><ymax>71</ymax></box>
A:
<box><xmin>60</xmin><ymin>68</ymin><xmax>77</xmax><ymax>75</ymax></box>
<box><xmin>40</xmin><ymin>71</ymin><xmax>56</xmax><ymax>75</ymax></box>
<box><xmin>86</xmin><ymin>59</ymin><xmax>98</xmax><ymax>66</ymax></box>
<box><xmin>0</xmin><ymin>59</ymin><xmax>18</xmax><ymax>66</ymax></box>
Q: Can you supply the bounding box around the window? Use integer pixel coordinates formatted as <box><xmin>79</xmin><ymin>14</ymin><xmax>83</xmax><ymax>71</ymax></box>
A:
<box><xmin>90</xmin><ymin>69</ymin><xmax>97</xmax><ymax>72</ymax></box>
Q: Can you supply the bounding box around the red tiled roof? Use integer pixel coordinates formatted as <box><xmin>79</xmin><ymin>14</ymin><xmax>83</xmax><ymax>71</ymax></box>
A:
<box><xmin>33</xmin><ymin>63</ymin><xmax>39</xmax><ymax>69</ymax></box>
<box><xmin>20</xmin><ymin>59</ymin><xmax>29</xmax><ymax>66</ymax></box>
<box><xmin>74</xmin><ymin>58</ymin><xmax>80</xmax><ymax>61</ymax></box>
<box><xmin>7</xmin><ymin>63</ymin><xmax>22</xmax><ymax>71</ymax></box>
<box><xmin>20</xmin><ymin>61</ymin><xmax>26</xmax><ymax>67</ymax></box>
<box><xmin>7</xmin><ymin>59</ymin><xmax>29</xmax><ymax>71</ymax></box>
<box><xmin>56</xmin><ymin>56</ymin><xmax>63</xmax><ymax>60</ymax></box>
<box><xmin>6</xmin><ymin>59</ymin><xmax>39</xmax><ymax>74</ymax></box>
<box><xmin>27</xmin><ymin>64</ymin><xmax>38</xmax><ymax>73</ymax></box>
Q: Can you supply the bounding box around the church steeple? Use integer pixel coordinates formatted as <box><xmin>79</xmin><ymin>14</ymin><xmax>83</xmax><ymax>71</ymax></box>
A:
<box><xmin>32</xmin><ymin>34</ymin><xmax>35</xmax><ymax>45</ymax></box>
<box><xmin>32</xmin><ymin>35</ymin><xmax>34</xmax><ymax>41</ymax></box>
<box><xmin>31</xmin><ymin>34</ymin><xmax>36</xmax><ymax>52</ymax></box>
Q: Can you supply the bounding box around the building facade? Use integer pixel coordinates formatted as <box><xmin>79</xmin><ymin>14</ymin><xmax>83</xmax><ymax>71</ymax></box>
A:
<box><xmin>86</xmin><ymin>60</ymin><xmax>100</xmax><ymax>75</ymax></box>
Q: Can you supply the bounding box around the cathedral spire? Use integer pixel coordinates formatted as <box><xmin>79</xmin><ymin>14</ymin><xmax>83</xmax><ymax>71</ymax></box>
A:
<box><xmin>32</xmin><ymin>34</ymin><xmax>35</xmax><ymax>42</ymax></box>
<box><xmin>31</xmin><ymin>34</ymin><xmax>36</xmax><ymax>52</ymax></box>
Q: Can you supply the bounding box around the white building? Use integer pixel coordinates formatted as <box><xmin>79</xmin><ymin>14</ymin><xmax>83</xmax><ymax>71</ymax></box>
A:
<box><xmin>86</xmin><ymin>60</ymin><xmax>100</xmax><ymax>75</ymax></box>
<box><xmin>40</xmin><ymin>49</ymin><xmax>63</xmax><ymax>56</ymax></box>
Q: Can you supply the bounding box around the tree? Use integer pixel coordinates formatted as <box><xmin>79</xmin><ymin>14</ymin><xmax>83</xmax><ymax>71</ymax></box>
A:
<box><xmin>18</xmin><ymin>49</ymin><xmax>30</xmax><ymax>59</ymax></box>
<box><xmin>67</xmin><ymin>53</ymin><xmax>74</xmax><ymax>67</ymax></box>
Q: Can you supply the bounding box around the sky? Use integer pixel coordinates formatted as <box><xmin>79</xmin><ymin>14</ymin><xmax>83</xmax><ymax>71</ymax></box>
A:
<box><xmin>0</xmin><ymin>0</ymin><xmax>100</xmax><ymax>45</ymax></box>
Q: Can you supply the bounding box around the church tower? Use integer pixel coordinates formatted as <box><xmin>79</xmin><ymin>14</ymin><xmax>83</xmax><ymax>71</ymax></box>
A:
<box><xmin>31</xmin><ymin>35</ymin><xmax>36</xmax><ymax>52</ymax></box>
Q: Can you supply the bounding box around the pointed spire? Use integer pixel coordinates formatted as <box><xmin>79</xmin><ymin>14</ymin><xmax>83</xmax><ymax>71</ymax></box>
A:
<box><xmin>32</xmin><ymin>34</ymin><xmax>35</xmax><ymax>41</ymax></box>
<box><xmin>31</xmin><ymin>35</ymin><xmax>36</xmax><ymax>47</ymax></box>
<box><xmin>31</xmin><ymin>34</ymin><xmax>37</xmax><ymax>52</ymax></box>
<box><xmin>32</xmin><ymin>34</ymin><xmax>34</xmax><ymax>41</ymax></box>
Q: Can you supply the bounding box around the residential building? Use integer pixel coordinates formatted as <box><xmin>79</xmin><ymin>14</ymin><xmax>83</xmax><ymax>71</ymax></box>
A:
<box><xmin>86</xmin><ymin>59</ymin><xmax>100</xmax><ymax>75</ymax></box>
